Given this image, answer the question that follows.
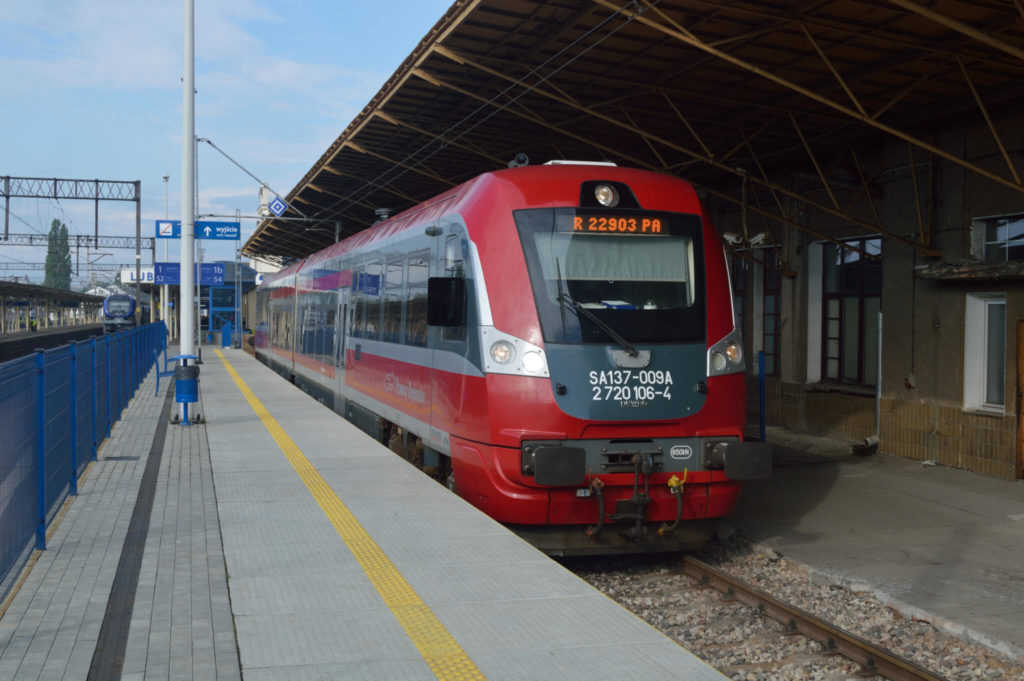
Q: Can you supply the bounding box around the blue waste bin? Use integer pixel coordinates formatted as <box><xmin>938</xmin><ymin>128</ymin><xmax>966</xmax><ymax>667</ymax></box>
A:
<box><xmin>168</xmin><ymin>354</ymin><xmax>199</xmax><ymax>425</ymax></box>
<box><xmin>174</xmin><ymin>365</ymin><xmax>199</xmax><ymax>404</ymax></box>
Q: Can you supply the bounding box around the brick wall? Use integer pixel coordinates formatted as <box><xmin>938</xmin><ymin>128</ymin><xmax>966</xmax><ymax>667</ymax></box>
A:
<box><xmin>879</xmin><ymin>399</ymin><xmax>1017</xmax><ymax>479</ymax></box>
<box><xmin>749</xmin><ymin>377</ymin><xmax>876</xmax><ymax>441</ymax></box>
<box><xmin>747</xmin><ymin>380</ymin><xmax>1019</xmax><ymax>479</ymax></box>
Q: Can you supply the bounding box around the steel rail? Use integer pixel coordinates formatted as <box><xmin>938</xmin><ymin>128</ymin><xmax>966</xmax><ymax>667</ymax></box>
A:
<box><xmin>682</xmin><ymin>556</ymin><xmax>951</xmax><ymax>681</ymax></box>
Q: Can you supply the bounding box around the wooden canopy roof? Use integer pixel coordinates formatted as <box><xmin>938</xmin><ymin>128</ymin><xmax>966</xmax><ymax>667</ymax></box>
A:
<box><xmin>244</xmin><ymin>0</ymin><xmax>1024</xmax><ymax>263</ymax></box>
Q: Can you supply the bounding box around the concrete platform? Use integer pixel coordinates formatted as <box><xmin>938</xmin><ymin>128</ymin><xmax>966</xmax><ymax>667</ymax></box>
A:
<box><xmin>0</xmin><ymin>346</ymin><xmax>726</xmax><ymax>680</ymax></box>
<box><xmin>5</xmin><ymin>340</ymin><xmax>1021</xmax><ymax>678</ymax></box>
<box><xmin>732</xmin><ymin>426</ymin><xmax>1024</xmax><ymax>659</ymax></box>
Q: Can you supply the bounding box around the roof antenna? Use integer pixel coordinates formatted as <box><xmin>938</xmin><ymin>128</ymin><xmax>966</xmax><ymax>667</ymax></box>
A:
<box><xmin>507</xmin><ymin>153</ymin><xmax>530</xmax><ymax>168</ymax></box>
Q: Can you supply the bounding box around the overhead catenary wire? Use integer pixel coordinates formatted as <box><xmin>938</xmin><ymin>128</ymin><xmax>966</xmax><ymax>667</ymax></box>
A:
<box><xmin>2</xmin><ymin>207</ymin><xmax>47</xmax><ymax>234</ymax></box>
<box><xmin>302</xmin><ymin>0</ymin><xmax>658</xmax><ymax>227</ymax></box>
<box><xmin>198</xmin><ymin>137</ymin><xmax>308</xmax><ymax>219</ymax></box>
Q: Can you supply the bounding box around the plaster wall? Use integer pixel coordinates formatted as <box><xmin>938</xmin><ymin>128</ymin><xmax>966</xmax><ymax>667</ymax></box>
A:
<box><xmin>712</xmin><ymin>114</ymin><xmax>1024</xmax><ymax>478</ymax></box>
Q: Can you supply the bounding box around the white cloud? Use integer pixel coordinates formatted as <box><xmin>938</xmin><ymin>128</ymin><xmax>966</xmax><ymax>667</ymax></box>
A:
<box><xmin>1</xmin><ymin>0</ymin><xmax>390</xmax><ymax>115</ymax></box>
<box><xmin>1</xmin><ymin>2</ymin><xmax>181</xmax><ymax>91</ymax></box>
<box><xmin>1</xmin><ymin>0</ymin><xmax>450</xmax><ymax>274</ymax></box>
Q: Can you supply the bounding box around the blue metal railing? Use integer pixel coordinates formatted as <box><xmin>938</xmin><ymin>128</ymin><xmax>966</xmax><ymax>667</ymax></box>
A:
<box><xmin>0</xmin><ymin>322</ymin><xmax>167</xmax><ymax>603</ymax></box>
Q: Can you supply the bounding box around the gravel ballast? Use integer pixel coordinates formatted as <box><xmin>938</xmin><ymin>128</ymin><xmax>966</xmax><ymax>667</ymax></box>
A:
<box><xmin>569</xmin><ymin>537</ymin><xmax>1024</xmax><ymax>681</ymax></box>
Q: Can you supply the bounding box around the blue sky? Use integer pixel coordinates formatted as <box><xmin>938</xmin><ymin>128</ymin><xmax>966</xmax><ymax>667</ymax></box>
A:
<box><xmin>0</xmin><ymin>0</ymin><xmax>453</xmax><ymax>287</ymax></box>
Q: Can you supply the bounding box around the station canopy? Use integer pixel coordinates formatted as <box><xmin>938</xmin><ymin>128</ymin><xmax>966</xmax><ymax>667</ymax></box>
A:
<box><xmin>243</xmin><ymin>0</ymin><xmax>1024</xmax><ymax>263</ymax></box>
<box><xmin>0</xmin><ymin>281</ymin><xmax>104</xmax><ymax>307</ymax></box>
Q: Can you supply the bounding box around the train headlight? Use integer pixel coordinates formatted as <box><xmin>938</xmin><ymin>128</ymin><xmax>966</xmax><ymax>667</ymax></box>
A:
<box><xmin>490</xmin><ymin>340</ymin><xmax>515</xmax><ymax>364</ymax></box>
<box><xmin>521</xmin><ymin>351</ymin><xmax>545</xmax><ymax>374</ymax></box>
<box><xmin>594</xmin><ymin>183</ymin><xmax>619</xmax><ymax>207</ymax></box>
<box><xmin>725</xmin><ymin>341</ymin><xmax>742</xmax><ymax>365</ymax></box>
<box><xmin>481</xmin><ymin>328</ymin><xmax>549</xmax><ymax>377</ymax></box>
<box><xmin>707</xmin><ymin>328</ymin><xmax>746</xmax><ymax>377</ymax></box>
<box><xmin>710</xmin><ymin>351</ymin><xmax>728</xmax><ymax>372</ymax></box>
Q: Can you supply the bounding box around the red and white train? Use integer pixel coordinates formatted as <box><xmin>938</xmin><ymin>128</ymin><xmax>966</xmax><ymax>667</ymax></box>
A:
<box><xmin>254</xmin><ymin>162</ymin><xmax>770</xmax><ymax>554</ymax></box>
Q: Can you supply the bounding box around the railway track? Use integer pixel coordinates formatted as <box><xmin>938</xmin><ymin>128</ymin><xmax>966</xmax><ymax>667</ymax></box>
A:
<box><xmin>570</xmin><ymin>545</ymin><xmax>1021</xmax><ymax>681</ymax></box>
<box><xmin>0</xmin><ymin>325</ymin><xmax>104</xmax><ymax>363</ymax></box>
<box><xmin>681</xmin><ymin>556</ymin><xmax>948</xmax><ymax>681</ymax></box>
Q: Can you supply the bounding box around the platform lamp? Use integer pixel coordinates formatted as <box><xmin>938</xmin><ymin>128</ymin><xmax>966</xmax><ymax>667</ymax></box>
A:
<box><xmin>162</xmin><ymin>175</ymin><xmax>171</xmax><ymax>339</ymax></box>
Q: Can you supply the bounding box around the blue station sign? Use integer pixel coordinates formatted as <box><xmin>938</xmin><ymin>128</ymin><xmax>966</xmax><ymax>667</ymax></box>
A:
<box><xmin>154</xmin><ymin>220</ymin><xmax>240</xmax><ymax>240</ymax></box>
<box><xmin>154</xmin><ymin>262</ymin><xmax>226</xmax><ymax>285</ymax></box>
<box><xmin>156</xmin><ymin>220</ymin><xmax>180</xmax><ymax>239</ymax></box>
<box><xmin>198</xmin><ymin>221</ymin><xmax>240</xmax><ymax>240</ymax></box>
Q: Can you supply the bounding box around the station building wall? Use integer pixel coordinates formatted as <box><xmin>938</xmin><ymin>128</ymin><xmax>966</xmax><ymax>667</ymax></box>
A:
<box><xmin>716</xmin><ymin>114</ymin><xmax>1024</xmax><ymax>480</ymax></box>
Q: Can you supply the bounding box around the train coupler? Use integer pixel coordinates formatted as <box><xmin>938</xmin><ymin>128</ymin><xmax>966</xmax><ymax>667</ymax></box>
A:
<box><xmin>609</xmin><ymin>453</ymin><xmax>653</xmax><ymax>540</ymax></box>
<box><xmin>658</xmin><ymin>471</ymin><xmax>687</xmax><ymax>536</ymax></box>
<box><xmin>584</xmin><ymin>474</ymin><xmax>606</xmax><ymax>539</ymax></box>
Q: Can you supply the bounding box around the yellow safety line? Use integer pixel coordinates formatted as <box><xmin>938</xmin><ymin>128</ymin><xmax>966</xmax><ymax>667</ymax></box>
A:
<box><xmin>215</xmin><ymin>350</ymin><xmax>486</xmax><ymax>681</ymax></box>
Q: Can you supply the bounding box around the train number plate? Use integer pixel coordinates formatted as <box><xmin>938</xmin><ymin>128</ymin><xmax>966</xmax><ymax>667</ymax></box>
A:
<box><xmin>588</xmin><ymin>369</ymin><xmax>673</xmax><ymax>405</ymax></box>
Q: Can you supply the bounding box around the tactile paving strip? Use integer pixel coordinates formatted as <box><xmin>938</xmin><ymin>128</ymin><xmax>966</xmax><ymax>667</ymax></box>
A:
<box><xmin>217</xmin><ymin>350</ymin><xmax>487</xmax><ymax>681</ymax></box>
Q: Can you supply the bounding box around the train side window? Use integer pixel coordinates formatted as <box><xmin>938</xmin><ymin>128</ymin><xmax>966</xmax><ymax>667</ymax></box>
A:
<box><xmin>441</xmin><ymin>235</ymin><xmax>467</xmax><ymax>342</ymax></box>
<box><xmin>364</xmin><ymin>260</ymin><xmax>383</xmax><ymax>340</ymax></box>
<box><xmin>351</xmin><ymin>267</ymin><xmax>365</xmax><ymax>339</ymax></box>
<box><xmin>444</xmin><ymin>234</ymin><xmax>464</xmax><ymax>276</ymax></box>
<box><xmin>324</xmin><ymin>299</ymin><xmax>336</xmax><ymax>361</ymax></box>
<box><xmin>406</xmin><ymin>251</ymin><xmax>430</xmax><ymax>347</ymax></box>
<box><xmin>384</xmin><ymin>259</ymin><xmax>404</xmax><ymax>343</ymax></box>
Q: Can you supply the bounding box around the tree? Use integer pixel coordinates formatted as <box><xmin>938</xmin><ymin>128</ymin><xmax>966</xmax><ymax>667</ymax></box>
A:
<box><xmin>44</xmin><ymin>219</ymin><xmax>72</xmax><ymax>290</ymax></box>
<box><xmin>44</xmin><ymin>219</ymin><xmax>60</xmax><ymax>288</ymax></box>
<box><xmin>57</xmin><ymin>223</ymin><xmax>72</xmax><ymax>289</ymax></box>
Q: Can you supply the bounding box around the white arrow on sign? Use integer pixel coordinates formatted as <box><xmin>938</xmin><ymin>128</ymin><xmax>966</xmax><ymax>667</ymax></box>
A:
<box><xmin>204</xmin><ymin>226</ymin><xmax>211</xmax><ymax>237</ymax></box>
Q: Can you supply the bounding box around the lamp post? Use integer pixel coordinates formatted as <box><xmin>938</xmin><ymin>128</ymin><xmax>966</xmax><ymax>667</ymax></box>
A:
<box><xmin>181</xmin><ymin>0</ymin><xmax>195</xmax><ymax>366</ymax></box>
<box><xmin>162</xmin><ymin>174</ymin><xmax>171</xmax><ymax>338</ymax></box>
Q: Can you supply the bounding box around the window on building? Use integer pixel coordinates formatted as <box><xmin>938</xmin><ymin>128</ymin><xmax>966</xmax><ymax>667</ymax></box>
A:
<box><xmin>975</xmin><ymin>213</ymin><xmax>1024</xmax><ymax>262</ymax></box>
<box><xmin>821</xmin><ymin>238</ymin><xmax>881</xmax><ymax>385</ymax></box>
<box><xmin>211</xmin><ymin>288</ymin><xmax>235</xmax><ymax>308</ymax></box>
<box><xmin>964</xmin><ymin>293</ymin><xmax>1006</xmax><ymax>412</ymax></box>
<box><xmin>763</xmin><ymin>249</ymin><xmax>781</xmax><ymax>377</ymax></box>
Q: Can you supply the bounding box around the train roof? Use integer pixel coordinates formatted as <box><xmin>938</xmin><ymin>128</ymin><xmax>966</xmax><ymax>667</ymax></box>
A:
<box><xmin>260</xmin><ymin>259</ymin><xmax>305</xmax><ymax>286</ymax></box>
<box><xmin>283</xmin><ymin>163</ymin><xmax>700</xmax><ymax>276</ymax></box>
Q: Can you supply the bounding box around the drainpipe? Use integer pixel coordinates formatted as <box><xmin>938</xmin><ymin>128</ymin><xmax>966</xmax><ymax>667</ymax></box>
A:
<box><xmin>871</xmin><ymin>310</ymin><xmax>882</xmax><ymax>449</ymax></box>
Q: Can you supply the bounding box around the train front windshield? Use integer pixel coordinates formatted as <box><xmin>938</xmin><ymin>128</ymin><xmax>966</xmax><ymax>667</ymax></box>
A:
<box><xmin>514</xmin><ymin>208</ymin><xmax>706</xmax><ymax>345</ymax></box>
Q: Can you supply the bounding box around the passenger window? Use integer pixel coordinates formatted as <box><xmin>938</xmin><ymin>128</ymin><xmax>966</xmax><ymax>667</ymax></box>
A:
<box><xmin>324</xmin><ymin>302</ymin><xmax>336</xmax><ymax>362</ymax></box>
<box><xmin>352</xmin><ymin>260</ymin><xmax>383</xmax><ymax>341</ymax></box>
<box><xmin>384</xmin><ymin>259</ymin><xmax>404</xmax><ymax>343</ymax></box>
<box><xmin>441</xmin><ymin>235</ymin><xmax>466</xmax><ymax>343</ymax></box>
<box><xmin>364</xmin><ymin>260</ymin><xmax>383</xmax><ymax>341</ymax></box>
<box><xmin>351</xmin><ymin>267</ymin><xmax>365</xmax><ymax>339</ymax></box>
<box><xmin>405</xmin><ymin>252</ymin><xmax>430</xmax><ymax>347</ymax></box>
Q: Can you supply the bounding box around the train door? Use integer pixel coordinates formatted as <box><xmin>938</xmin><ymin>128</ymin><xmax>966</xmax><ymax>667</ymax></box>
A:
<box><xmin>417</xmin><ymin>227</ymin><xmax>446</xmax><ymax>456</ymax></box>
<box><xmin>427</xmin><ymin>228</ymin><xmax>469</xmax><ymax>460</ymax></box>
<box><xmin>334</xmin><ymin>286</ymin><xmax>350</xmax><ymax>411</ymax></box>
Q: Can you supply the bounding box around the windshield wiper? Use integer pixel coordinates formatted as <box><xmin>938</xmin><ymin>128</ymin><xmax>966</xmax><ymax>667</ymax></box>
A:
<box><xmin>557</xmin><ymin>292</ymin><xmax>639</xmax><ymax>357</ymax></box>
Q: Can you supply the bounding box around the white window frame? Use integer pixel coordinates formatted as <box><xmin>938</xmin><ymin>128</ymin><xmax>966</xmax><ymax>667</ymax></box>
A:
<box><xmin>963</xmin><ymin>292</ymin><xmax>1006</xmax><ymax>414</ymax></box>
<box><xmin>971</xmin><ymin>213</ymin><xmax>1024</xmax><ymax>262</ymax></box>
